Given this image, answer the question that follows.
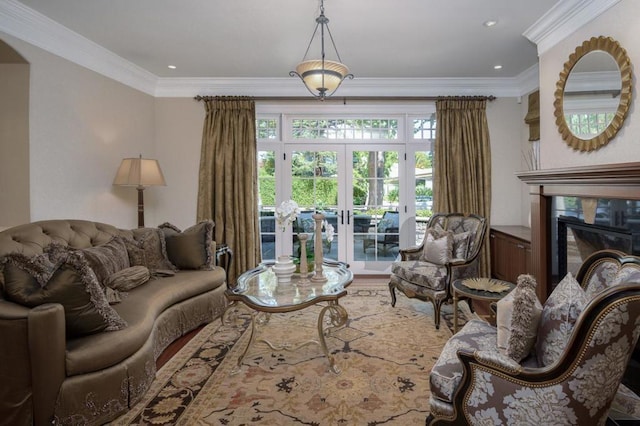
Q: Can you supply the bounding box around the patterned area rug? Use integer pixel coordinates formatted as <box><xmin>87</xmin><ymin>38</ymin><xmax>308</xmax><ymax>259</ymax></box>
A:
<box><xmin>111</xmin><ymin>288</ymin><xmax>471</xmax><ymax>425</ymax></box>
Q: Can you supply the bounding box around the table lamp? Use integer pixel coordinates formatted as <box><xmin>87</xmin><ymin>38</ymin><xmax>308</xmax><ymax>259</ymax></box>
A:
<box><xmin>113</xmin><ymin>154</ymin><xmax>166</xmax><ymax>228</ymax></box>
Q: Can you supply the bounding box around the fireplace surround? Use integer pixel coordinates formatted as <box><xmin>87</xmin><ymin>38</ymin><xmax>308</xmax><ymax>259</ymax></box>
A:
<box><xmin>517</xmin><ymin>162</ymin><xmax>640</xmax><ymax>300</ymax></box>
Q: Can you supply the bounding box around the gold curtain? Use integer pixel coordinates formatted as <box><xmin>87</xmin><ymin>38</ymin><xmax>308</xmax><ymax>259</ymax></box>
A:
<box><xmin>197</xmin><ymin>96</ymin><xmax>260</xmax><ymax>285</ymax></box>
<box><xmin>433</xmin><ymin>97</ymin><xmax>492</xmax><ymax>276</ymax></box>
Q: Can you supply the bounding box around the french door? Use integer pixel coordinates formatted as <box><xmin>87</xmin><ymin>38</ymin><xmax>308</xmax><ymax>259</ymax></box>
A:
<box><xmin>279</xmin><ymin>144</ymin><xmax>404</xmax><ymax>274</ymax></box>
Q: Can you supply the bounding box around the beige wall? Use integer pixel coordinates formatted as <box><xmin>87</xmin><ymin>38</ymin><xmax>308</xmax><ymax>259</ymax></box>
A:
<box><xmin>0</xmin><ymin>32</ymin><xmax>156</xmax><ymax>229</ymax></box>
<box><xmin>154</xmin><ymin>98</ymin><xmax>204</xmax><ymax>229</ymax></box>
<box><xmin>0</xmin><ymin>63</ymin><xmax>30</xmax><ymax>226</ymax></box>
<box><xmin>539</xmin><ymin>2</ymin><xmax>640</xmax><ymax>169</ymax></box>
<box><xmin>486</xmin><ymin>97</ymin><xmax>531</xmax><ymax>226</ymax></box>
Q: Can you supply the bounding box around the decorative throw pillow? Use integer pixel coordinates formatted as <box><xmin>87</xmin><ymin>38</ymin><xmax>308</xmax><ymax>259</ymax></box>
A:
<box><xmin>79</xmin><ymin>236</ymin><xmax>130</xmax><ymax>286</ymax></box>
<box><xmin>104</xmin><ymin>265</ymin><xmax>151</xmax><ymax>292</ymax></box>
<box><xmin>496</xmin><ymin>274</ymin><xmax>543</xmax><ymax>362</ymax></box>
<box><xmin>452</xmin><ymin>231</ymin><xmax>473</xmax><ymax>260</ymax></box>
<box><xmin>535</xmin><ymin>272</ymin><xmax>589</xmax><ymax>367</ymax></box>
<box><xmin>159</xmin><ymin>221</ymin><xmax>215</xmax><ymax>270</ymax></box>
<box><xmin>420</xmin><ymin>229</ymin><xmax>453</xmax><ymax>265</ymax></box>
<box><xmin>123</xmin><ymin>228</ymin><xmax>177</xmax><ymax>275</ymax></box>
<box><xmin>1</xmin><ymin>250</ymin><xmax>127</xmax><ymax>338</ymax></box>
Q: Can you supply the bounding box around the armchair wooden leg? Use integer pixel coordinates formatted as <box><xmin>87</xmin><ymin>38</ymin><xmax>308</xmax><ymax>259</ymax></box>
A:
<box><xmin>389</xmin><ymin>282</ymin><xmax>397</xmax><ymax>307</ymax></box>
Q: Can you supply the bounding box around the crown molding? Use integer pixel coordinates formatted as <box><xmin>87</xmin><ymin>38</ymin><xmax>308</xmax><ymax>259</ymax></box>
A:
<box><xmin>524</xmin><ymin>0</ymin><xmax>620</xmax><ymax>55</ymax></box>
<box><xmin>155</xmin><ymin>76</ymin><xmax>528</xmax><ymax>98</ymax></box>
<box><xmin>0</xmin><ymin>0</ymin><xmax>158</xmax><ymax>95</ymax></box>
<box><xmin>1</xmin><ymin>0</ymin><xmax>539</xmax><ymax>99</ymax></box>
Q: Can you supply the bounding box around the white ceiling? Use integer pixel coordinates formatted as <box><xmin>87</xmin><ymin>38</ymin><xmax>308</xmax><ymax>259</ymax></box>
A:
<box><xmin>16</xmin><ymin>0</ymin><xmax>558</xmax><ymax>79</ymax></box>
<box><xmin>1</xmin><ymin>0</ymin><xmax>618</xmax><ymax>97</ymax></box>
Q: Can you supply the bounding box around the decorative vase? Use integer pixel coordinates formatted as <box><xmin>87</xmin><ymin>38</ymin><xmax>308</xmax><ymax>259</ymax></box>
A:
<box><xmin>272</xmin><ymin>255</ymin><xmax>296</xmax><ymax>283</ymax></box>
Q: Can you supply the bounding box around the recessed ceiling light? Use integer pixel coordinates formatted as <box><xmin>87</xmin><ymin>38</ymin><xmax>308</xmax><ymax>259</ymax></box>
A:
<box><xmin>483</xmin><ymin>20</ymin><xmax>498</xmax><ymax>27</ymax></box>
<box><xmin>167</xmin><ymin>65</ymin><xmax>177</xmax><ymax>69</ymax></box>
<box><xmin>494</xmin><ymin>65</ymin><xmax>503</xmax><ymax>70</ymax></box>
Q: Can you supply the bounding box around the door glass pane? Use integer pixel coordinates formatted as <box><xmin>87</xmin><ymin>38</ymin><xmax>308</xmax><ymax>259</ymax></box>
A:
<box><xmin>415</xmin><ymin>151</ymin><xmax>433</xmax><ymax>245</ymax></box>
<box><xmin>291</xmin><ymin>150</ymin><xmax>339</xmax><ymax>260</ymax></box>
<box><xmin>353</xmin><ymin>150</ymin><xmax>400</xmax><ymax>261</ymax></box>
<box><xmin>258</xmin><ymin>150</ymin><xmax>276</xmax><ymax>260</ymax></box>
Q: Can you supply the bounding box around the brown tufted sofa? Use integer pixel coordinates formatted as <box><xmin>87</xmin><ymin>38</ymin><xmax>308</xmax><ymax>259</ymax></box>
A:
<box><xmin>0</xmin><ymin>220</ymin><xmax>228</xmax><ymax>425</ymax></box>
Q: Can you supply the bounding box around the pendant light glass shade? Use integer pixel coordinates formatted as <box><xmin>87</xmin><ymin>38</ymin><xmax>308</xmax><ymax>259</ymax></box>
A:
<box><xmin>290</xmin><ymin>0</ymin><xmax>353</xmax><ymax>100</ymax></box>
<box><xmin>296</xmin><ymin>59</ymin><xmax>350</xmax><ymax>95</ymax></box>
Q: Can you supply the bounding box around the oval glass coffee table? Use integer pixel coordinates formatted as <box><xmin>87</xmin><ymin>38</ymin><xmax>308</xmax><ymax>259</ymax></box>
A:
<box><xmin>224</xmin><ymin>260</ymin><xmax>353</xmax><ymax>374</ymax></box>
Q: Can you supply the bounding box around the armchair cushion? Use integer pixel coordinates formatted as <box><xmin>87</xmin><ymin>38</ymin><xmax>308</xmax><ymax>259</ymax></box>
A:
<box><xmin>536</xmin><ymin>272</ymin><xmax>589</xmax><ymax>367</ymax></box>
<box><xmin>453</xmin><ymin>231</ymin><xmax>473</xmax><ymax>260</ymax></box>
<box><xmin>496</xmin><ymin>274</ymin><xmax>543</xmax><ymax>362</ymax></box>
<box><xmin>391</xmin><ymin>260</ymin><xmax>448</xmax><ymax>291</ymax></box>
<box><xmin>420</xmin><ymin>229</ymin><xmax>453</xmax><ymax>265</ymax></box>
<box><xmin>430</xmin><ymin>319</ymin><xmax>498</xmax><ymax>402</ymax></box>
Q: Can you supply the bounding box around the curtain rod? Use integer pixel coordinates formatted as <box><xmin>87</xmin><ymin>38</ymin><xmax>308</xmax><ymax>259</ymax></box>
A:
<box><xmin>194</xmin><ymin>95</ymin><xmax>496</xmax><ymax>103</ymax></box>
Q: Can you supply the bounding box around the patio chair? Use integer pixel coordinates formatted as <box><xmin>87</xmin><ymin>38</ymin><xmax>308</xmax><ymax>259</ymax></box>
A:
<box><xmin>363</xmin><ymin>211</ymin><xmax>399</xmax><ymax>254</ymax></box>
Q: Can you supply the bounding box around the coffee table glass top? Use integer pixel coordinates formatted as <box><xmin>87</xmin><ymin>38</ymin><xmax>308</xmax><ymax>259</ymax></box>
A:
<box><xmin>227</xmin><ymin>261</ymin><xmax>353</xmax><ymax>311</ymax></box>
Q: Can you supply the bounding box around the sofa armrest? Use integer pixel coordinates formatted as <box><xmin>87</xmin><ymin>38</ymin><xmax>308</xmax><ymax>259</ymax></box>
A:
<box><xmin>0</xmin><ymin>300</ymin><xmax>66</xmax><ymax>425</ymax></box>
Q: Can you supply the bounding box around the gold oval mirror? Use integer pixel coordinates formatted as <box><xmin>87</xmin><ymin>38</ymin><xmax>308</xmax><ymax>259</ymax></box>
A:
<box><xmin>553</xmin><ymin>36</ymin><xmax>632</xmax><ymax>152</ymax></box>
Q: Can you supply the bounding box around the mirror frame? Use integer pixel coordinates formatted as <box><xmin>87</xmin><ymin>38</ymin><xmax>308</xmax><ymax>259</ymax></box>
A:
<box><xmin>553</xmin><ymin>36</ymin><xmax>633</xmax><ymax>152</ymax></box>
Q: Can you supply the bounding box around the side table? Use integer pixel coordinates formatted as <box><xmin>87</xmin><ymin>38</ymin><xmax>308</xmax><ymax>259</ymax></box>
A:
<box><xmin>452</xmin><ymin>278</ymin><xmax>515</xmax><ymax>333</ymax></box>
<box><xmin>215</xmin><ymin>244</ymin><xmax>233</xmax><ymax>287</ymax></box>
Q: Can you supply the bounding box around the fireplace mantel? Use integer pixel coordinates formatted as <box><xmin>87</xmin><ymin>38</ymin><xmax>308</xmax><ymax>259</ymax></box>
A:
<box><xmin>517</xmin><ymin>162</ymin><xmax>640</xmax><ymax>300</ymax></box>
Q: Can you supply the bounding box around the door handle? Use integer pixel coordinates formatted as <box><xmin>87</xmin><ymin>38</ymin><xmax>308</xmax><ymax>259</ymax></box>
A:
<box><xmin>347</xmin><ymin>210</ymin><xmax>351</xmax><ymax>225</ymax></box>
<box><xmin>339</xmin><ymin>210</ymin><xmax>344</xmax><ymax>225</ymax></box>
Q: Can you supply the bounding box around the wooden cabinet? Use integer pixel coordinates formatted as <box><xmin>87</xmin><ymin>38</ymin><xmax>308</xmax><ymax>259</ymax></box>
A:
<box><xmin>490</xmin><ymin>226</ymin><xmax>532</xmax><ymax>284</ymax></box>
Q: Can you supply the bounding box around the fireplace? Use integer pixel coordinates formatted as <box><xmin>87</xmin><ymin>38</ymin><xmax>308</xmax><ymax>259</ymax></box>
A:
<box><xmin>518</xmin><ymin>162</ymin><xmax>640</xmax><ymax>396</ymax></box>
<box><xmin>517</xmin><ymin>162</ymin><xmax>640</xmax><ymax>300</ymax></box>
<box><xmin>557</xmin><ymin>215</ymin><xmax>637</xmax><ymax>278</ymax></box>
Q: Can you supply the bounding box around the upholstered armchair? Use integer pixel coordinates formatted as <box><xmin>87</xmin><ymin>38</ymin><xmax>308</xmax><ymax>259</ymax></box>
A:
<box><xmin>426</xmin><ymin>250</ymin><xmax>640</xmax><ymax>425</ymax></box>
<box><xmin>389</xmin><ymin>213</ymin><xmax>487</xmax><ymax>329</ymax></box>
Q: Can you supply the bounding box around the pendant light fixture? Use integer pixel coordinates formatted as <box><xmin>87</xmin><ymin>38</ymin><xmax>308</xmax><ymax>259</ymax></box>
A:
<box><xmin>290</xmin><ymin>0</ymin><xmax>353</xmax><ymax>100</ymax></box>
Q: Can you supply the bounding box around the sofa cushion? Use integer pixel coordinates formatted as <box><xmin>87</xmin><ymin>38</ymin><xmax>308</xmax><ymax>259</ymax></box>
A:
<box><xmin>64</xmin><ymin>268</ymin><xmax>226</xmax><ymax>376</ymax></box>
<box><xmin>79</xmin><ymin>236</ymin><xmax>130</xmax><ymax>285</ymax></box>
<box><xmin>1</xmin><ymin>249</ymin><xmax>127</xmax><ymax>338</ymax></box>
<box><xmin>104</xmin><ymin>265</ymin><xmax>150</xmax><ymax>292</ymax></box>
<box><xmin>535</xmin><ymin>272</ymin><xmax>589</xmax><ymax>367</ymax></box>
<box><xmin>159</xmin><ymin>221</ymin><xmax>215</xmax><ymax>270</ymax></box>
<box><xmin>430</xmin><ymin>319</ymin><xmax>497</xmax><ymax>402</ymax></box>
<box><xmin>124</xmin><ymin>228</ymin><xmax>177</xmax><ymax>275</ymax></box>
<box><xmin>496</xmin><ymin>274</ymin><xmax>542</xmax><ymax>362</ymax></box>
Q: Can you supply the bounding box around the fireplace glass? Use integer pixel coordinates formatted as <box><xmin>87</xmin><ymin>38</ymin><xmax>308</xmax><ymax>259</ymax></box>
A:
<box><xmin>552</xmin><ymin>197</ymin><xmax>640</xmax><ymax>283</ymax></box>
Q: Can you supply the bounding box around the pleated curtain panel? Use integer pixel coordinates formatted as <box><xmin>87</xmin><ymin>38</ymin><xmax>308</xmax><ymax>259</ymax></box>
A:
<box><xmin>433</xmin><ymin>97</ymin><xmax>492</xmax><ymax>276</ymax></box>
<box><xmin>197</xmin><ymin>96</ymin><xmax>261</xmax><ymax>285</ymax></box>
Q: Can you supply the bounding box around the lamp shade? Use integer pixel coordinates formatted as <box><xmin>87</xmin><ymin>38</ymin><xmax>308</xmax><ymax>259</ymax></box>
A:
<box><xmin>113</xmin><ymin>156</ymin><xmax>166</xmax><ymax>187</ymax></box>
<box><xmin>296</xmin><ymin>60</ymin><xmax>349</xmax><ymax>94</ymax></box>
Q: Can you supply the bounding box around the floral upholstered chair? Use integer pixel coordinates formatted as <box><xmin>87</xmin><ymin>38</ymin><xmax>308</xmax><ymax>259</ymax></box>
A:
<box><xmin>389</xmin><ymin>213</ymin><xmax>486</xmax><ymax>329</ymax></box>
<box><xmin>426</xmin><ymin>250</ymin><xmax>640</xmax><ymax>426</ymax></box>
